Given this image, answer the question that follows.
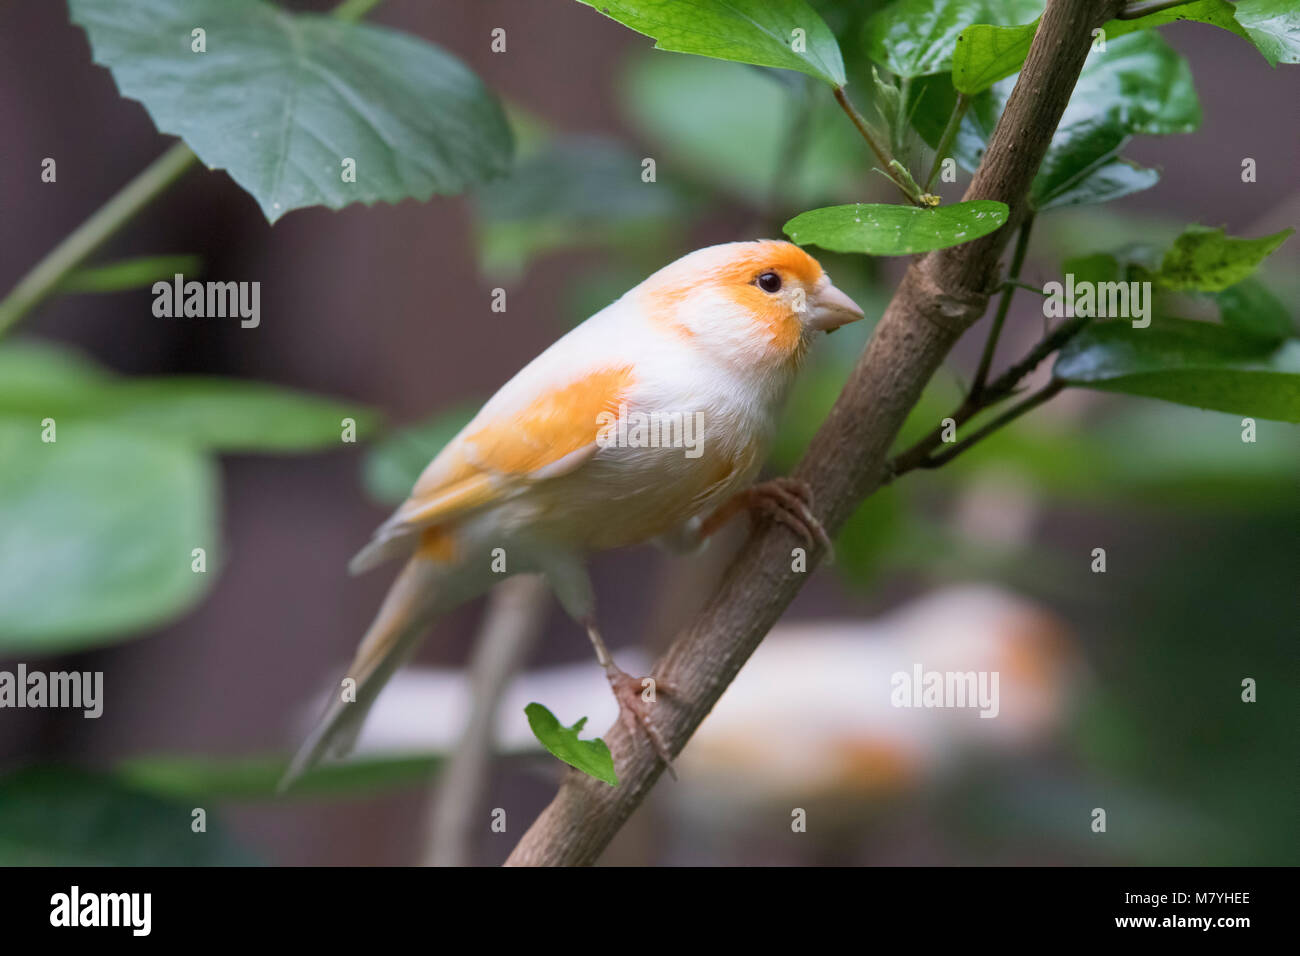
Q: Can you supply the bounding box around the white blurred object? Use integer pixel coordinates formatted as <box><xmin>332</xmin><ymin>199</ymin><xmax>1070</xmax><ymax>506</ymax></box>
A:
<box><xmin>346</xmin><ymin>585</ymin><xmax>1077</xmax><ymax>800</ymax></box>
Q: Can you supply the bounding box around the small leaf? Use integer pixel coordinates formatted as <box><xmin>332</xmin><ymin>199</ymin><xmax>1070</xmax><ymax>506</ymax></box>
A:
<box><xmin>1233</xmin><ymin>0</ymin><xmax>1300</xmax><ymax>65</ymax></box>
<box><xmin>363</xmin><ymin>403</ymin><xmax>478</xmax><ymax>505</ymax></box>
<box><xmin>784</xmin><ymin>200</ymin><xmax>1008</xmax><ymax>256</ymax></box>
<box><xmin>68</xmin><ymin>0</ymin><xmax>513</xmax><ymax>222</ymax></box>
<box><xmin>952</xmin><ymin>19</ymin><xmax>1038</xmax><ymax>95</ymax></box>
<box><xmin>1156</xmin><ymin>226</ymin><xmax>1294</xmax><ymax>292</ymax></box>
<box><xmin>58</xmin><ymin>255</ymin><xmax>203</xmax><ymax>293</ymax></box>
<box><xmin>1215</xmin><ymin>279</ymin><xmax>1293</xmax><ymax>342</ymax></box>
<box><xmin>1054</xmin><ymin>318</ymin><xmax>1300</xmax><ymax>422</ymax></box>
<box><xmin>576</xmin><ymin>0</ymin><xmax>846</xmax><ymax>86</ymax></box>
<box><xmin>525</xmin><ymin>703</ymin><xmax>618</xmax><ymax>786</ymax></box>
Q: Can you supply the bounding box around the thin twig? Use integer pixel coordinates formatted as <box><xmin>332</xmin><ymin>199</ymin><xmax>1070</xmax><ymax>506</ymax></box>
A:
<box><xmin>920</xmin><ymin>380</ymin><xmax>1065</xmax><ymax>469</ymax></box>
<box><xmin>423</xmin><ymin>575</ymin><xmax>550</xmax><ymax>867</ymax></box>
<box><xmin>832</xmin><ymin>86</ymin><xmax>924</xmax><ymax>205</ymax></box>
<box><xmin>925</xmin><ymin>92</ymin><xmax>971</xmax><ymax>193</ymax></box>
<box><xmin>971</xmin><ymin>213</ymin><xmax>1035</xmax><ymax>399</ymax></box>
<box><xmin>1115</xmin><ymin>0</ymin><xmax>1199</xmax><ymax>19</ymax></box>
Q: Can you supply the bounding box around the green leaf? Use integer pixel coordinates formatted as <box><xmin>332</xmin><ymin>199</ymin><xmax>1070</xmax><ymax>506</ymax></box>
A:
<box><xmin>1216</xmin><ymin>279</ymin><xmax>1294</xmax><ymax>342</ymax></box>
<box><xmin>0</xmin><ymin>420</ymin><xmax>217</xmax><ymax>651</ymax></box>
<box><xmin>362</xmin><ymin>403</ymin><xmax>478</xmax><ymax>505</ymax></box>
<box><xmin>1103</xmin><ymin>0</ymin><xmax>1251</xmax><ymax>43</ymax></box>
<box><xmin>473</xmin><ymin>135</ymin><xmax>688</xmax><ymax>278</ymax></box>
<box><xmin>68</xmin><ymin>0</ymin><xmax>513</xmax><ymax>222</ymax></box>
<box><xmin>0</xmin><ymin>767</ymin><xmax>255</xmax><ymax>865</ymax></box>
<box><xmin>1156</xmin><ymin>226</ymin><xmax>1294</xmax><ymax>292</ymax></box>
<box><xmin>956</xmin><ymin>33</ymin><xmax>1199</xmax><ymax>211</ymax></box>
<box><xmin>0</xmin><ymin>340</ymin><xmax>379</xmax><ymax>452</ymax></box>
<box><xmin>524</xmin><ymin>703</ymin><xmax>618</xmax><ymax>786</ymax></box>
<box><xmin>576</xmin><ymin>0</ymin><xmax>846</xmax><ymax>86</ymax></box>
<box><xmin>116</xmin><ymin>752</ymin><xmax>443</xmax><ymax>801</ymax></box>
<box><xmin>1053</xmin><ymin>318</ymin><xmax>1300</xmax><ymax>422</ymax></box>
<box><xmin>784</xmin><ymin>199</ymin><xmax>1007</xmax><ymax>255</ymax></box>
<box><xmin>58</xmin><ymin>255</ymin><xmax>204</xmax><ymax>293</ymax></box>
<box><xmin>620</xmin><ymin>55</ymin><xmax>860</xmax><ymax>207</ymax></box>
<box><xmin>952</xmin><ymin>19</ymin><xmax>1038</xmax><ymax>94</ymax></box>
<box><xmin>1233</xmin><ymin>0</ymin><xmax>1300</xmax><ymax>65</ymax></box>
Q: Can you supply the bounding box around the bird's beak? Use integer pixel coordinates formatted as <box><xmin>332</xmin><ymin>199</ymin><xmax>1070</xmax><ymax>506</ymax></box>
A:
<box><xmin>807</xmin><ymin>279</ymin><xmax>865</xmax><ymax>333</ymax></box>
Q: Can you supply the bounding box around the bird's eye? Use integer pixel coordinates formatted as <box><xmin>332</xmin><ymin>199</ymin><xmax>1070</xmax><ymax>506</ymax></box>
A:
<box><xmin>757</xmin><ymin>271</ymin><xmax>782</xmax><ymax>293</ymax></box>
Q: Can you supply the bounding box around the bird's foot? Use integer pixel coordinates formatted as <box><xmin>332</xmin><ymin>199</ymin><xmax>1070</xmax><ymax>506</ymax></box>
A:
<box><xmin>605</xmin><ymin>664</ymin><xmax>678</xmax><ymax>780</ymax></box>
<box><xmin>745</xmin><ymin>478</ymin><xmax>834</xmax><ymax>559</ymax></box>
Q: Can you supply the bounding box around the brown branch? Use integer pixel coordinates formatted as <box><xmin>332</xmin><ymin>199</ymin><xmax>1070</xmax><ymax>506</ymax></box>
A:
<box><xmin>504</xmin><ymin>0</ymin><xmax>1125</xmax><ymax>867</ymax></box>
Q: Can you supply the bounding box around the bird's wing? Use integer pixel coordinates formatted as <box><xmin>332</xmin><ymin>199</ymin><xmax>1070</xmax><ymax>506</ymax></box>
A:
<box><xmin>350</xmin><ymin>362</ymin><xmax>636</xmax><ymax>572</ymax></box>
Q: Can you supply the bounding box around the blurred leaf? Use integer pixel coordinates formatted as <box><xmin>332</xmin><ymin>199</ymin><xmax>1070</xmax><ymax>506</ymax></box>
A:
<box><xmin>473</xmin><ymin>135</ymin><xmax>687</xmax><ymax>278</ymax></box>
<box><xmin>905</xmin><ymin>72</ymin><xmax>959</xmax><ymax>148</ymax></box>
<box><xmin>117</xmin><ymin>752</ymin><xmax>443</xmax><ymax>801</ymax></box>
<box><xmin>784</xmin><ymin>199</ymin><xmax>1007</xmax><ymax>255</ymax></box>
<box><xmin>0</xmin><ymin>420</ymin><xmax>217</xmax><ymax>651</ymax></box>
<box><xmin>1054</xmin><ymin>319</ymin><xmax>1300</xmax><ymax>422</ymax></box>
<box><xmin>1063</xmin><ymin>251</ymin><xmax>1121</xmax><ymax>285</ymax></box>
<box><xmin>833</xmin><ymin>487</ymin><xmax>905</xmax><ymax>584</ymax></box>
<box><xmin>525</xmin><ymin>703</ymin><xmax>617</xmax><ymax>786</ymax></box>
<box><xmin>956</xmin><ymin>33</ymin><xmax>1198</xmax><ymax>210</ymax></box>
<box><xmin>58</xmin><ymin>255</ymin><xmax>203</xmax><ymax>293</ymax></box>
<box><xmin>68</xmin><ymin>0</ymin><xmax>513</xmax><ymax>222</ymax></box>
<box><xmin>1156</xmin><ymin>225</ymin><xmax>1293</xmax><ymax>292</ymax></box>
<box><xmin>363</xmin><ymin>404</ymin><xmax>478</xmax><ymax>505</ymax></box>
<box><xmin>0</xmin><ymin>340</ymin><xmax>378</xmax><ymax>452</ymax></box>
<box><xmin>1215</xmin><ymin>278</ymin><xmax>1293</xmax><ymax>342</ymax></box>
<box><xmin>0</xmin><ymin>767</ymin><xmax>255</xmax><ymax>865</ymax></box>
<box><xmin>621</xmin><ymin>55</ymin><xmax>861</xmax><ymax>207</ymax></box>
<box><xmin>952</xmin><ymin>19</ymin><xmax>1037</xmax><ymax>94</ymax></box>
<box><xmin>1233</xmin><ymin>0</ymin><xmax>1300</xmax><ymax>65</ymax></box>
<box><xmin>576</xmin><ymin>0</ymin><xmax>846</xmax><ymax>86</ymax></box>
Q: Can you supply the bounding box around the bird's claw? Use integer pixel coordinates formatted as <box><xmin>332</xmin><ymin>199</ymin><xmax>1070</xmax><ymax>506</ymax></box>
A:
<box><xmin>606</xmin><ymin>665</ymin><xmax>677</xmax><ymax>779</ymax></box>
<box><xmin>748</xmin><ymin>478</ymin><xmax>834</xmax><ymax>561</ymax></box>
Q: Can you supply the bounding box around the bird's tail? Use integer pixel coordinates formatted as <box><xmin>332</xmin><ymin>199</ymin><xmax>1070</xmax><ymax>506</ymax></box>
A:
<box><xmin>279</xmin><ymin>555</ymin><xmax>447</xmax><ymax>792</ymax></box>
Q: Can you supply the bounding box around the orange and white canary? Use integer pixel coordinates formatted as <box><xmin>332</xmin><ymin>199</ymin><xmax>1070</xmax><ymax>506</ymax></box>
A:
<box><xmin>282</xmin><ymin>240</ymin><xmax>864</xmax><ymax>787</ymax></box>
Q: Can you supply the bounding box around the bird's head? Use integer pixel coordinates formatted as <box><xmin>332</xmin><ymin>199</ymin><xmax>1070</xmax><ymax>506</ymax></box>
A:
<box><xmin>637</xmin><ymin>240</ymin><xmax>865</xmax><ymax>370</ymax></box>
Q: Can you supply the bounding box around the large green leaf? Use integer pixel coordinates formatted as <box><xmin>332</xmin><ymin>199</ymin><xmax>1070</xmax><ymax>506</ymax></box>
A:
<box><xmin>1233</xmin><ymin>0</ymin><xmax>1300</xmax><ymax>65</ymax></box>
<box><xmin>955</xmin><ymin>32</ymin><xmax>1199</xmax><ymax>211</ymax></box>
<box><xmin>362</xmin><ymin>403</ymin><xmax>478</xmax><ymax>505</ymax></box>
<box><xmin>525</xmin><ymin>703</ymin><xmax>618</xmax><ymax>786</ymax></box>
<box><xmin>0</xmin><ymin>767</ymin><xmax>255</xmax><ymax>865</ymax></box>
<box><xmin>68</xmin><ymin>0</ymin><xmax>513</xmax><ymax>222</ymax></box>
<box><xmin>1053</xmin><ymin>318</ymin><xmax>1300</xmax><ymax>422</ymax></box>
<box><xmin>0</xmin><ymin>340</ymin><xmax>379</xmax><ymax>452</ymax></box>
<box><xmin>1156</xmin><ymin>226</ymin><xmax>1294</xmax><ymax>292</ymax></box>
<box><xmin>784</xmin><ymin>199</ymin><xmax>1007</xmax><ymax>255</ymax></box>
<box><xmin>576</xmin><ymin>0</ymin><xmax>846</xmax><ymax>86</ymax></box>
<box><xmin>0</xmin><ymin>420</ymin><xmax>217</xmax><ymax>650</ymax></box>
<box><xmin>620</xmin><ymin>54</ymin><xmax>861</xmax><ymax>207</ymax></box>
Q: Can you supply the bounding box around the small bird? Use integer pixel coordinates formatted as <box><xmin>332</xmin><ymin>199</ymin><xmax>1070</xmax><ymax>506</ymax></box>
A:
<box><xmin>281</xmin><ymin>240</ymin><xmax>864</xmax><ymax>788</ymax></box>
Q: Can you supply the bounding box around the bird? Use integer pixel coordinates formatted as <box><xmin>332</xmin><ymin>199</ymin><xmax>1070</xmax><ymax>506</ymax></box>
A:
<box><xmin>280</xmin><ymin>239</ymin><xmax>864</xmax><ymax>789</ymax></box>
